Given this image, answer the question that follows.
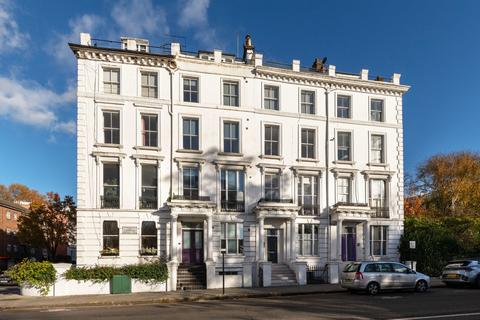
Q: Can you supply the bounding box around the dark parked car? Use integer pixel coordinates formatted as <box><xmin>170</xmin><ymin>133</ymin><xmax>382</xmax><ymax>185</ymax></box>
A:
<box><xmin>441</xmin><ymin>260</ymin><xmax>480</xmax><ymax>287</ymax></box>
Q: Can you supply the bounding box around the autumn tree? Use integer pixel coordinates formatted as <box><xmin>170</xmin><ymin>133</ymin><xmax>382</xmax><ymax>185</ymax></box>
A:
<box><xmin>414</xmin><ymin>152</ymin><xmax>480</xmax><ymax>217</ymax></box>
<box><xmin>0</xmin><ymin>183</ymin><xmax>44</xmax><ymax>203</ymax></box>
<box><xmin>17</xmin><ymin>192</ymin><xmax>76</xmax><ymax>261</ymax></box>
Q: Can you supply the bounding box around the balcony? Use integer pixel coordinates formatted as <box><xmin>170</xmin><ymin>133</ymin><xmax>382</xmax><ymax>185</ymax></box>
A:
<box><xmin>172</xmin><ymin>195</ymin><xmax>211</xmax><ymax>201</ymax></box>
<box><xmin>299</xmin><ymin>204</ymin><xmax>319</xmax><ymax>216</ymax></box>
<box><xmin>370</xmin><ymin>199</ymin><xmax>389</xmax><ymax>218</ymax></box>
<box><xmin>139</xmin><ymin>196</ymin><xmax>157</xmax><ymax>210</ymax></box>
<box><xmin>330</xmin><ymin>202</ymin><xmax>371</xmax><ymax>222</ymax></box>
<box><xmin>101</xmin><ymin>196</ymin><xmax>119</xmax><ymax>209</ymax></box>
<box><xmin>221</xmin><ymin>200</ymin><xmax>245</xmax><ymax>212</ymax></box>
<box><xmin>258</xmin><ymin>198</ymin><xmax>293</xmax><ymax>204</ymax></box>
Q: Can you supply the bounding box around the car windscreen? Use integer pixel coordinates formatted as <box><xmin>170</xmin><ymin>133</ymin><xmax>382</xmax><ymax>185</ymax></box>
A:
<box><xmin>343</xmin><ymin>263</ymin><xmax>360</xmax><ymax>272</ymax></box>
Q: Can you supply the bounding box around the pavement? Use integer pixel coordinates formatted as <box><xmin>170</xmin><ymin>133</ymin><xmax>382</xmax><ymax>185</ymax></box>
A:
<box><xmin>0</xmin><ymin>278</ymin><xmax>445</xmax><ymax>311</ymax></box>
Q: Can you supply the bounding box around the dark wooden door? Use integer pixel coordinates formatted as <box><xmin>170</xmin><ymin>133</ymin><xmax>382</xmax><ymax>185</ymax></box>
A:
<box><xmin>267</xmin><ymin>229</ymin><xmax>278</xmax><ymax>263</ymax></box>
<box><xmin>182</xmin><ymin>230</ymin><xmax>204</xmax><ymax>264</ymax></box>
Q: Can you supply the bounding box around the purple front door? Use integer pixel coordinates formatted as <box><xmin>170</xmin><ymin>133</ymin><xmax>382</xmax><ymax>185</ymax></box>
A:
<box><xmin>341</xmin><ymin>226</ymin><xmax>357</xmax><ymax>261</ymax></box>
<box><xmin>182</xmin><ymin>230</ymin><xmax>204</xmax><ymax>264</ymax></box>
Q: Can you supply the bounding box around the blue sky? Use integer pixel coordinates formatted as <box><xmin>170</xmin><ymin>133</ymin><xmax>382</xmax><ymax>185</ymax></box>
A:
<box><xmin>0</xmin><ymin>0</ymin><xmax>479</xmax><ymax>198</ymax></box>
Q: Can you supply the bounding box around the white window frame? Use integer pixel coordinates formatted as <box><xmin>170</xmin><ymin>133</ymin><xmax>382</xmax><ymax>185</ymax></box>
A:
<box><xmin>369</xmin><ymin>133</ymin><xmax>386</xmax><ymax>164</ymax></box>
<box><xmin>335</xmin><ymin>130</ymin><xmax>353</xmax><ymax>162</ymax></box>
<box><xmin>220</xmin><ymin>222</ymin><xmax>244</xmax><ymax>255</ymax></box>
<box><xmin>297</xmin><ymin>175</ymin><xmax>319</xmax><ymax>215</ymax></box>
<box><xmin>369</xmin><ymin>97</ymin><xmax>386</xmax><ymax>122</ymax></box>
<box><xmin>139</xmin><ymin>163</ymin><xmax>158</xmax><ymax>209</ymax></box>
<box><xmin>300</xmin><ymin>90</ymin><xmax>316</xmax><ymax>115</ymax></box>
<box><xmin>182</xmin><ymin>75</ymin><xmax>200</xmax><ymax>103</ymax></box>
<box><xmin>263</xmin><ymin>122</ymin><xmax>281</xmax><ymax>157</ymax></box>
<box><xmin>221</xmin><ymin>79</ymin><xmax>241</xmax><ymax>107</ymax></box>
<box><xmin>96</xmin><ymin>105</ymin><xmax>123</xmax><ymax>146</ymax></box>
<box><xmin>220</xmin><ymin>118</ymin><xmax>242</xmax><ymax>154</ymax></box>
<box><xmin>101</xmin><ymin>67</ymin><xmax>121</xmax><ymax>95</ymax></box>
<box><xmin>336</xmin><ymin>93</ymin><xmax>352</xmax><ymax>119</ymax></box>
<box><xmin>370</xmin><ymin>225</ymin><xmax>388</xmax><ymax>256</ymax></box>
<box><xmin>299</xmin><ymin>126</ymin><xmax>317</xmax><ymax>160</ymax></box>
<box><xmin>179</xmin><ymin>114</ymin><xmax>202</xmax><ymax>152</ymax></box>
<box><xmin>264</xmin><ymin>171</ymin><xmax>281</xmax><ymax>200</ymax></box>
<box><xmin>336</xmin><ymin>176</ymin><xmax>351</xmax><ymax>204</ymax></box>
<box><xmin>140</xmin><ymin>221</ymin><xmax>158</xmax><ymax>256</ymax></box>
<box><xmin>297</xmin><ymin>224</ymin><xmax>319</xmax><ymax>256</ymax></box>
<box><xmin>139</xmin><ymin>70</ymin><xmax>158</xmax><ymax>98</ymax></box>
<box><xmin>262</xmin><ymin>83</ymin><xmax>280</xmax><ymax>111</ymax></box>
<box><xmin>101</xmin><ymin>219</ymin><xmax>120</xmax><ymax>256</ymax></box>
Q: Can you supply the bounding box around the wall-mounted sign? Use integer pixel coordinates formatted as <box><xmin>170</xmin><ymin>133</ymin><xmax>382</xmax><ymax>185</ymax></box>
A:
<box><xmin>122</xmin><ymin>226</ymin><xmax>137</xmax><ymax>235</ymax></box>
<box><xmin>409</xmin><ymin>241</ymin><xmax>416</xmax><ymax>249</ymax></box>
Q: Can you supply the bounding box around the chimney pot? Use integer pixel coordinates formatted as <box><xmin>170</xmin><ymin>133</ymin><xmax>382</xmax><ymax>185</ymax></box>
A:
<box><xmin>214</xmin><ymin>49</ymin><xmax>222</xmax><ymax>63</ymax></box>
<box><xmin>328</xmin><ymin>65</ymin><xmax>336</xmax><ymax>76</ymax></box>
<box><xmin>171</xmin><ymin>42</ymin><xmax>181</xmax><ymax>56</ymax></box>
<box><xmin>393</xmin><ymin>73</ymin><xmax>401</xmax><ymax>84</ymax></box>
<box><xmin>292</xmin><ymin>59</ymin><xmax>300</xmax><ymax>72</ymax></box>
<box><xmin>361</xmin><ymin>69</ymin><xmax>369</xmax><ymax>80</ymax></box>
<box><xmin>80</xmin><ymin>33</ymin><xmax>91</xmax><ymax>46</ymax></box>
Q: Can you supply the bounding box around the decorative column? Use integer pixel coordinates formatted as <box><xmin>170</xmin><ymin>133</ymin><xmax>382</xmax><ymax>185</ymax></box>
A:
<box><xmin>364</xmin><ymin>221</ymin><xmax>371</xmax><ymax>260</ymax></box>
<box><xmin>258</xmin><ymin>216</ymin><xmax>265</xmax><ymax>261</ymax></box>
<box><xmin>290</xmin><ymin>218</ymin><xmax>297</xmax><ymax>262</ymax></box>
<box><xmin>170</xmin><ymin>215</ymin><xmax>178</xmax><ymax>262</ymax></box>
<box><xmin>286</xmin><ymin>220</ymin><xmax>291</xmax><ymax>261</ymax></box>
<box><xmin>207</xmin><ymin>214</ymin><xmax>213</xmax><ymax>261</ymax></box>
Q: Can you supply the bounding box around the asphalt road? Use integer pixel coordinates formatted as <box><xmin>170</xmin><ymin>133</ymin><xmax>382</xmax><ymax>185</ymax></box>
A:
<box><xmin>1</xmin><ymin>287</ymin><xmax>480</xmax><ymax>320</ymax></box>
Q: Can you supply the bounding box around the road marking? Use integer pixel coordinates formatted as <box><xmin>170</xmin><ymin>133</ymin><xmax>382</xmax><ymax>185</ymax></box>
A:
<box><xmin>40</xmin><ymin>308</ymin><xmax>70</xmax><ymax>313</ymax></box>
<box><xmin>392</xmin><ymin>312</ymin><xmax>480</xmax><ymax>320</ymax></box>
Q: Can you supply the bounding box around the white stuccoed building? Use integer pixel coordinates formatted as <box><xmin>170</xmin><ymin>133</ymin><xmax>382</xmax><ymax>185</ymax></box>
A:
<box><xmin>70</xmin><ymin>33</ymin><xmax>409</xmax><ymax>290</ymax></box>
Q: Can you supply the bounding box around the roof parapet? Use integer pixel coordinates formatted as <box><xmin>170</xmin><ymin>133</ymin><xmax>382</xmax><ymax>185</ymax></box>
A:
<box><xmin>392</xmin><ymin>73</ymin><xmax>401</xmax><ymax>85</ymax></box>
<box><xmin>292</xmin><ymin>59</ymin><xmax>300</xmax><ymax>72</ymax></box>
<box><xmin>171</xmin><ymin>42</ymin><xmax>180</xmax><ymax>56</ymax></box>
<box><xmin>328</xmin><ymin>65</ymin><xmax>336</xmax><ymax>77</ymax></box>
<box><xmin>361</xmin><ymin>69</ymin><xmax>369</xmax><ymax>80</ymax></box>
<box><xmin>254</xmin><ymin>53</ymin><xmax>263</xmax><ymax>67</ymax></box>
<box><xmin>80</xmin><ymin>32</ymin><xmax>91</xmax><ymax>46</ymax></box>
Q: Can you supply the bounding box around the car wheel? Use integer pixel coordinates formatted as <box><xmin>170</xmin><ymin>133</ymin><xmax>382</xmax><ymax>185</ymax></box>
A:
<box><xmin>415</xmin><ymin>280</ymin><xmax>428</xmax><ymax>293</ymax></box>
<box><xmin>367</xmin><ymin>282</ymin><xmax>380</xmax><ymax>295</ymax></box>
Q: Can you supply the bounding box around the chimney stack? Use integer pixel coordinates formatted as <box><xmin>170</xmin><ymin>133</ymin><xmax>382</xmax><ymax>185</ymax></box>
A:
<box><xmin>243</xmin><ymin>34</ymin><xmax>255</xmax><ymax>63</ymax></box>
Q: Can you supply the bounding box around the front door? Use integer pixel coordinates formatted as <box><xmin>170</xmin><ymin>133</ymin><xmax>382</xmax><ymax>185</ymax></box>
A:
<box><xmin>266</xmin><ymin>229</ymin><xmax>279</xmax><ymax>263</ymax></box>
<box><xmin>182</xmin><ymin>229</ymin><xmax>203</xmax><ymax>264</ymax></box>
<box><xmin>341</xmin><ymin>226</ymin><xmax>357</xmax><ymax>261</ymax></box>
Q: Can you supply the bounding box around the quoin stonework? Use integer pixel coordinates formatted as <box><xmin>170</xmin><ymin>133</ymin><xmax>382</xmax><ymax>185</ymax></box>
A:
<box><xmin>70</xmin><ymin>33</ymin><xmax>409</xmax><ymax>290</ymax></box>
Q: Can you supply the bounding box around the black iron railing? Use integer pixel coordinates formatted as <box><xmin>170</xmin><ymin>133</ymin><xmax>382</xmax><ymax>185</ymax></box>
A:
<box><xmin>172</xmin><ymin>195</ymin><xmax>211</xmax><ymax>201</ymax></box>
<box><xmin>221</xmin><ymin>201</ymin><xmax>245</xmax><ymax>212</ymax></box>
<box><xmin>370</xmin><ymin>199</ymin><xmax>389</xmax><ymax>218</ymax></box>
<box><xmin>259</xmin><ymin>198</ymin><xmax>293</xmax><ymax>204</ymax></box>
<box><xmin>299</xmin><ymin>204</ymin><xmax>319</xmax><ymax>216</ymax></box>
<box><xmin>139</xmin><ymin>196</ymin><xmax>157</xmax><ymax>209</ymax></box>
<box><xmin>101</xmin><ymin>196</ymin><xmax>119</xmax><ymax>209</ymax></box>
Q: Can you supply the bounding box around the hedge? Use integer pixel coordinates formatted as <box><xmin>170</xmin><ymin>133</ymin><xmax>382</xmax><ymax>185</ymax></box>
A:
<box><xmin>6</xmin><ymin>259</ymin><xmax>57</xmax><ymax>296</ymax></box>
<box><xmin>64</xmin><ymin>260</ymin><xmax>168</xmax><ymax>284</ymax></box>
<box><xmin>400</xmin><ymin>216</ymin><xmax>480</xmax><ymax>276</ymax></box>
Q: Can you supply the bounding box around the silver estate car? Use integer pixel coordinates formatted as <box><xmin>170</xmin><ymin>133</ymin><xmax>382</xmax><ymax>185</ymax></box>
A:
<box><xmin>441</xmin><ymin>260</ymin><xmax>480</xmax><ymax>287</ymax></box>
<box><xmin>341</xmin><ymin>262</ymin><xmax>431</xmax><ymax>295</ymax></box>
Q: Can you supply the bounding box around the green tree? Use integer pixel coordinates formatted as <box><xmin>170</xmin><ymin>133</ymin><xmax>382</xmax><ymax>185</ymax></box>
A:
<box><xmin>17</xmin><ymin>193</ymin><xmax>76</xmax><ymax>261</ymax></box>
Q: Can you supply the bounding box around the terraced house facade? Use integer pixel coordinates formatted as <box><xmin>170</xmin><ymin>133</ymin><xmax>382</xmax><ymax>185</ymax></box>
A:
<box><xmin>70</xmin><ymin>33</ymin><xmax>409</xmax><ymax>290</ymax></box>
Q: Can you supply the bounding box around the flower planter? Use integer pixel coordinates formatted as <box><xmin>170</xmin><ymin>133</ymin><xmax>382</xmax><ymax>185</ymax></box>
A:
<box><xmin>20</xmin><ymin>285</ymin><xmax>54</xmax><ymax>297</ymax></box>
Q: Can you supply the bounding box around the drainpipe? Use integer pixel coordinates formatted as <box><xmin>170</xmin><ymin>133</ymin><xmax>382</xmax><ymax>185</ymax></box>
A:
<box><xmin>324</xmin><ymin>88</ymin><xmax>331</xmax><ymax>271</ymax></box>
<box><xmin>167</xmin><ymin>63</ymin><xmax>176</xmax><ymax>200</ymax></box>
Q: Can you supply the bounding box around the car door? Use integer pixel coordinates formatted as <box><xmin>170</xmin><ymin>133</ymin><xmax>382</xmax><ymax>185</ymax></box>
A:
<box><xmin>392</xmin><ymin>263</ymin><xmax>416</xmax><ymax>288</ymax></box>
<box><xmin>378</xmin><ymin>263</ymin><xmax>395</xmax><ymax>289</ymax></box>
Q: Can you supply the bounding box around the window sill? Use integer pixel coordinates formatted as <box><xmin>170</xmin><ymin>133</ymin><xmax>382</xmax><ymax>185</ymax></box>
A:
<box><xmin>95</xmin><ymin>143</ymin><xmax>123</xmax><ymax>149</ymax></box>
<box><xmin>367</xmin><ymin>162</ymin><xmax>388</xmax><ymax>167</ymax></box>
<box><xmin>260</xmin><ymin>155</ymin><xmax>283</xmax><ymax>160</ymax></box>
<box><xmin>134</xmin><ymin>146</ymin><xmax>161</xmax><ymax>151</ymax></box>
<box><xmin>333</xmin><ymin>160</ymin><xmax>356</xmax><ymax>165</ymax></box>
<box><xmin>176</xmin><ymin>149</ymin><xmax>203</xmax><ymax>154</ymax></box>
<box><xmin>218</xmin><ymin>152</ymin><xmax>244</xmax><ymax>157</ymax></box>
<box><xmin>99</xmin><ymin>255</ymin><xmax>120</xmax><ymax>259</ymax></box>
<box><xmin>296</xmin><ymin>158</ymin><xmax>319</xmax><ymax>163</ymax></box>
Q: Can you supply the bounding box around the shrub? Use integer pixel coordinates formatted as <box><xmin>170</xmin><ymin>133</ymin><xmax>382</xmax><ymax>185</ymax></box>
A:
<box><xmin>64</xmin><ymin>260</ymin><xmax>168</xmax><ymax>284</ymax></box>
<box><xmin>6</xmin><ymin>259</ymin><xmax>56</xmax><ymax>296</ymax></box>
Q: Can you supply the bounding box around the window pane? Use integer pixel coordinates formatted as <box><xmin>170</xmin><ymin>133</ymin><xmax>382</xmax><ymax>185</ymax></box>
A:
<box><xmin>142</xmin><ymin>165</ymin><xmax>157</xmax><ymax>187</ymax></box>
<box><xmin>141</xmin><ymin>221</ymin><xmax>156</xmax><ymax>235</ymax></box>
<box><xmin>104</xmin><ymin>164</ymin><xmax>119</xmax><ymax>186</ymax></box>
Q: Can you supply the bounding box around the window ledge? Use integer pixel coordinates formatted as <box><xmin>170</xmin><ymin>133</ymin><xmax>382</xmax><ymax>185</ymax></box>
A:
<box><xmin>95</xmin><ymin>143</ymin><xmax>123</xmax><ymax>149</ymax></box>
<box><xmin>218</xmin><ymin>152</ymin><xmax>244</xmax><ymax>157</ymax></box>
<box><xmin>177</xmin><ymin>149</ymin><xmax>203</xmax><ymax>154</ymax></box>
<box><xmin>296</xmin><ymin>158</ymin><xmax>319</xmax><ymax>163</ymax></box>
<box><xmin>134</xmin><ymin>146</ymin><xmax>161</xmax><ymax>151</ymax></box>
<box><xmin>367</xmin><ymin>162</ymin><xmax>388</xmax><ymax>167</ymax></box>
<box><xmin>333</xmin><ymin>160</ymin><xmax>356</xmax><ymax>165</ymax></box>
<box><xmin>260</xmin><ymin>155</ymin><xmax>283</xmax><ymax>160</ymax></box>
<box><xmin>98</xmin><ymin>255</ymin><xmax>120</xmax><ymax>259</ymax></box>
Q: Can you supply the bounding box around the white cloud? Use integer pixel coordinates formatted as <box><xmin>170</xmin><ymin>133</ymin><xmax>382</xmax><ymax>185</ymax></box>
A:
<box><xmin>111</xmin><ymin>0</ymin><xmax>169</xmax><ymax>37</ymax></box>
<box><xmin>49</xmin><ymin>14</ymin><xmax>104</xmax><ymax>66</ymax></box>
<box><xmin>0</xmin><ymin>77</ymin><xmax>75</xmax><ymax>134</ymax></box>
<box><xmin>178</xmin><ymin>0</ymin><xmax>220</xmax><ymax>48</ymax></box>
<box><xmin>0</xmin><ymin>0</ymin><xmax>30</xmax><ymax>53</ymax></box>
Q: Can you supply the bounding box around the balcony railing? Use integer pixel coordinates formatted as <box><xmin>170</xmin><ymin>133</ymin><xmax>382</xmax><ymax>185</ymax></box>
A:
<box><xmin>172</xmin><ymin>195</ymin><xmax>211</xmax><ymax>201</ymax></box>
<box><xmin>370</xmin><ymin>199</ymin><xmax>389</xmax><ymax>218</ymax></box>
<box><xmin>258</xmin><ymin>198</ymin><xmax>293</xmax><ymax>204</ymax></box>
<box><xmin>221</xmin><ymin>200</ymin><xmax>245</xmax><ymax>212</ymax></box>
<box><xmin>139</xmin><ymin>196</ymin><xmax>157</xmax><ymax>209</ymax></box>
<box><xmin>101</xmin><ymin>196</ymin><xmax>119</xmax><ymax>209</ymax></box>
<box><xmin>299</xmin><ymin>204</ymin><xmax>319</xmax><ymax>216</ymax></box>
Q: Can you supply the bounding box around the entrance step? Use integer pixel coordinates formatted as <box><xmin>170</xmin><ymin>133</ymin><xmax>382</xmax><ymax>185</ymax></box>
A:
<box><xmin>270</xmin><ymin>263</ymin><xmax>297</xmax><ymax>287</ymax></box>
<box><xmin>177</xmin><ymin>264</ymin><xmax>206</xmax><ymax>290</ymax></box>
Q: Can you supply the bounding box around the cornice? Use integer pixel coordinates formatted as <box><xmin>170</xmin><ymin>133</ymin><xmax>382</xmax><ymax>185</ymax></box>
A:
<box><xmin>69</xmin><ymin>43</ymin><xmax>176</xmax><ymax>69</ymax></box>
<box><xmin>255</xmin><ymin>66</ymin><xmax>410</xmax><ymax>96</ymax></box>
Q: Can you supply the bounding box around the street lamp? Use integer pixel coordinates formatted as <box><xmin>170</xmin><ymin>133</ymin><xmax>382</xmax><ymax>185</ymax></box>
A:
<box><xmin>220</xmin><ymin>248</ymin><xmax>226</xmax><ymax>295</ymax></box>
